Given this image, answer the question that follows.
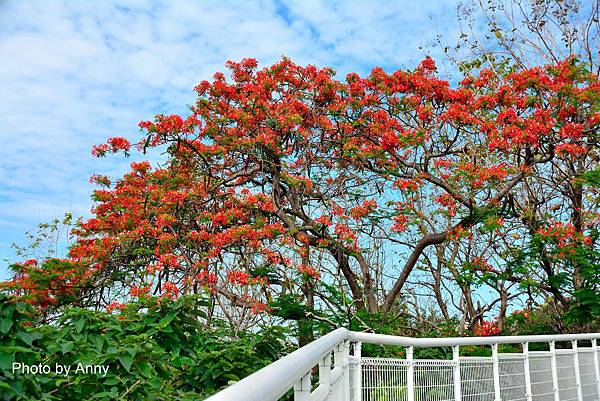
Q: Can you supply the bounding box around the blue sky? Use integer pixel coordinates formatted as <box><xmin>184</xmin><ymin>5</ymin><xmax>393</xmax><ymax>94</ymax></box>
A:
<box><xmin>0</xmin><ymin>0</ymin><xmax>463</xmax><ymax>279</ymax></box>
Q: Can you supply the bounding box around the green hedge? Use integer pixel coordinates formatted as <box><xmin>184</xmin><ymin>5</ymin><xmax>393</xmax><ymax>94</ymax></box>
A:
<box><xmin>0</xmin><ymin>294</ymin><xmax>288</xmax><ymax>400</ymax></box>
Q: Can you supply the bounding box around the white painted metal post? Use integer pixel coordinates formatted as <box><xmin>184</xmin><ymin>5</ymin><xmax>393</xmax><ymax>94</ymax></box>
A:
<box><xmin>319</xmin><ymin>352</ymin><xmax>332</xmax><ymax>392</ymax></box>
<box><xmin>343</xmin><ymin>340</ymin><xmax>351</xmax><ymax>401</ymax></box>
<box><xmin>294</xmin><ymin>371</ymin><xmax>311</xmax><ymax>401</ymax></box>
<box><xmin>492</xmin><ymin>344</ymin><xmax>502</xmax><ymax>401</ymax></box>
<box><xmin>334</xmin><ymin>342</ymin><xmax>344</xmax><ymax>401</ymax></box>
<box><xmin>407</xmin><ymin>346</ymin><xmax>415</xmax><ymax>401</ymax></box>
<box><xmin>573</xmin><ymin>340</ymin><xmax>584</xmax><ymax>401</ymax></box>
<box><xmin>592</xmin><ymin>339</ymin><xmax>600</xmax><ymax>401</ymax></box>
<box><xmin>453</xmin><ymin>345</ymin><xmax>462</xmax><ymax>401</ymax></box>
<box><xmin>353</xmin><ymin>342</ymin><xmax>362</xmax><ymax>401</ymax></box>
<box><xmin>523</xmin><ymin>343</ymin><xmax>533</xmax><ymax>401</ymax></box>
<box><xmin>550</xmin><ymin>341</ymin><xmax>560</xmax><ymax>401</ymax></box>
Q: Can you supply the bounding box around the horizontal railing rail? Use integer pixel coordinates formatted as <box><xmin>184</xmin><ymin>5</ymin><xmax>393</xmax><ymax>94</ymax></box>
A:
<box><xmin>204</xmin><ymin>330</ymin><xmax>600</xmax><ymax>401</ymax></box>
<box><xmin>351</xmin><ymin>331</ymin><xmax>600</xmax><ymax>347</ymax></box>
<box><xmin>205</xmin><ymin>327</ymin><xmax>350</xmax><ymax>401</ymax></box>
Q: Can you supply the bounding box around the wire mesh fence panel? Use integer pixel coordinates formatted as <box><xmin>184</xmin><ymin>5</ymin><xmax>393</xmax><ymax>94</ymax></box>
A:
<box><xmin>529</xmin><ymin>352</ymin><xmax>554</xmax><ymax>401</ymax></box>
<box><xmin>459</xmin><ymin>357</ymin><xmax>495</xmax><ymax>401</ymax></box>
<box><xmin>413</xmin><ymin>360</ymin><xmax>455</xmax><ymax>401</ymax></box>
<box><xmin>577</xmin><ymin>349</ymin><xmax>598</xmax><ymax>401</ymax></box>
<box><xmin>359</xmin><ymin>347</ymin><xmax>600</xmax><ymax>401</ymax></box>
<box><xmin>361</xmin><ymin>358</ymin><xmax>455</xmax><ymax>401</ymax></box>
<box><xmin>499</xmin><ymin>354</ymin><xmax>527</xmax><ymax>401</ymax></box>
<box><xmin>557</xmin><ymin>350</ymin><xmax>578</xmax><ymax>401</ymax></box>
<box><xmin>362</xmin><ymin>358</ymin><xmax>408</xmax><ymax>401</ymax></box>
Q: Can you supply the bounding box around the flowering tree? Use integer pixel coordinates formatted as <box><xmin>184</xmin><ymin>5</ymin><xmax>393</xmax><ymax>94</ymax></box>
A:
<box><xmin>322</xmin><ymin>56</ymin><xmax>599</xmax><ymax>318</ymax></box>
<box><xmin>3</xmin><ymin>57</ymin><xmax>599</xmax><ymax>331</ymax></box>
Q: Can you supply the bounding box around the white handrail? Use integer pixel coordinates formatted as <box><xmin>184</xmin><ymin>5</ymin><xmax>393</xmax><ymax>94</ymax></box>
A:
<box><xmin>350</xmin><ymin>331</ymin><xmax>600</xmax><ymax>347</ymax></box>
<box><xmin>205</xmin><ymin>330</ymin><xmax>600</xmax><ymax>401</ymax></box>
<box><xmin>205</xmin><ymin>327</ymin><xmax>350</xmax><ymax>401</ymax></box>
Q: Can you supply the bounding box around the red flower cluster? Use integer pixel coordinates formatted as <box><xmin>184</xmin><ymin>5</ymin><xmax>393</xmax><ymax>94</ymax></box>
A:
<box><xmin>130</xmin><ymin>285</ymin><xmax>151</xmax><ymax>299</ymax></box>
<box><xmin>196</xmin><ymin>270</ymin><xmax>218</xmax><ymax>292</ymax></box>
<box><xmin>512</xmin><ymin>309</ymin><xmax>530</xmax><ymax>320</ymax></box>
<box><xmin>106</xmin><ymin>302</ymin><xmax>126</xmax><ymax>313</ymax></box>
<box><xmin>298</xmin><ymin>264</ymin><xmax>321</xmax><ymax>279</ymax></box>
<box><xmin>226</xmin><ymin>270</ymin><xmax>250</xmax><ymax>285</ymax></box>
<box><xmin>161</xmin><ymin>281</ymin><xmax>180</xmax><ymax>299</ymax></box>
<box><xmin>537</xmin><ymin>222</ymin><xmax>592</xmax><ymax>246</ymax></box>
<box><xmin>473</xmin><ymin>320</ymin><xmax>501</xmax><ymax>336</ymax></box>
<box><xmin>471</xmin><ymin>256</ymin><xmax>494</xmax><ymax>273</ymax></box>
<box><xmin>250</xmin><ymin>301</ymin><xmax>269</xmax><ymax>315</ymax></box>
<box><xmin>1</xmin><ymin>259</ymin><xmax>94</xmax><ymax>309</ymax></box>
<box><xmin>555</xmin><ymin>143</ymin><xmax>587</xmax><ymax>156</ymax></box>
<box><xmin>394</xmin><ymin>179</ymin><xmax>421</xmax><ymax>192</ymax></box>
<box><xmin>348</xmin><ymin>200</ymin><xmax>377</xmax><ymax>220</ymax></box>
<box><xmin>92</xmin><ymin>137</ymin><xmax>131</xmax><ymax>157</ymax></box>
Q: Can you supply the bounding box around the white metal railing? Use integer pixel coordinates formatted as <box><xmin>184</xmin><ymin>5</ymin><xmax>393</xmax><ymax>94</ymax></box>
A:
<box><xmin>205</xmin><ymin>330</ymin><xmax>600</xmax><ymax>401</ymax></box>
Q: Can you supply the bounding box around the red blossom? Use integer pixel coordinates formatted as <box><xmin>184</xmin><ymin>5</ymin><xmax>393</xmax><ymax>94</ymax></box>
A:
<box><xmin>473</xmin><ymin>320</ymin><xmax>501</xmax><ymax>336</ymax></box>
<box><xmin>298</xmin><ymin>264</ymin><xmax>321</xmax><ymax>279</ymax></box>
<box><xmin>92</xmin><ymin>137</ymin><xmax>131</xmax><ymax>157</ymax></box>
<box><xmin>226</xmin><ymin>270</ymin><xmax>250</xmax><ymax>286</ymax></box>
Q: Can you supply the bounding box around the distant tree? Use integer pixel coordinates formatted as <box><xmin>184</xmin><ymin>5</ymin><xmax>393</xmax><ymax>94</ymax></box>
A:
<box><xmin>450</xmin><ymin>0</ymin><xmax>599</xmax><ymax>72</ymax></box>
<box><xmin>437</xmin><ymin>0</ymin><xmax>600</xmax><ymax>325</ymax></box>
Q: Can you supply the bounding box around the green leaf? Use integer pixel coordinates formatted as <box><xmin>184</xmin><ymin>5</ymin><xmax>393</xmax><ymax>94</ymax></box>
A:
<box><xmin>1</xmin><ymin>302</ymin><xmax>16</xmax><ymax>319</ymax></box>
<box><xmin>136</xmin><ymin>361</ymin><xmax>153</xmax><ymax>378</ymax></box>
<box><xmin>0</xmin><ymin>352</ymin><xmax>15</xmax><ymax>370</ymax></box>
<box><xmin>126</xmin><ymin>347</ymin><xmax>137</xmax><ymax>358</ymax></box>
<box><xmin>103</xmin><ymin>376</ymin><xmax>118</xmax><ymax>386</ymax></box>
<box><xmin>0</xmin><ymin>318</ymin><xmax>13</xmax><ymax>334</ymax></box>
<box><xmin>90</xmin><ymin>334</ymin><xmax>104</xmax><ymax>352</ymax></box>
<box><xmin>148</xmin><ymin>376</ymin><xmax>162</xmax><ymax>389</ymax></box>
<box><xmin>159</xmin><ymin>313</ymin><xmax>175</xmax><ymax>327</ymax></box>
<box><xmin>60</xmin><ymin>342</ymin><xmax>74</xmax><ymax>354</ymax></box>
<box><xmin>74</xmin><ymin>318</ymin><xmax>85</xmax><ymax>333</ymax></box>
<box><xmin>16</xmin><ymin>330</ymin><xmax>35</xmax><ymax>345</ymax></box>
<box><xmin>0</xmin><ymin>345</ymin><xmax>35</xmax><ymax>354</ymax></box>
<box><xmin>118</xmin><ymin>354</ymin><xmax>134</xmax><ymax>372</ymax></box>
<box><xmin>224</xmin><ymin>373</ymin><xmax>240</xmax><ymax>381</ymax></box>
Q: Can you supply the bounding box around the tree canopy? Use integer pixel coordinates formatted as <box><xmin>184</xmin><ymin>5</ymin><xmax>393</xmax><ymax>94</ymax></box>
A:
<box><xmin>2</xmin><ymin>56</ymin><xmax>599</xmax><ymax>337</ymax></box>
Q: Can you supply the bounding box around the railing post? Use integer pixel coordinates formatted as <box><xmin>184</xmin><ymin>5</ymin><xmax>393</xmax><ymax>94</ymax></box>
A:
<box><xmin>319</xmin><ymin>351</ymin><xmax>332</xmax><ymax>393</ymax></box>
<box><xmin>453</xmin><ymin>345</ymin><xmax>462</xmax><ymax>401</ymax></box>
<box><xmin>523</xmin><ymin>343</ymin><xmax>532</xmax><ymax>401</ymax></box>
<box><xmin>334</xmin><ymin>341</ymin><xmax>345</xmax><ymax>401</ymax></box>
<box><xmin>573</xmin><ymin>340</ymin><xmax>583</xmax><ymax>401</ymax></box>
<box><xmin>492</xmin><ymin>343</ymin><xmax>502</xmax><ymax>401</ymax></box>
<box><xmin>407</xmin><ymin>346</ymin><xmax>415</xmax><ymax>401</ymax></box>
<box><xmin>353</xmin><ymin>341</ymin><xmax>362</xmax><ymax>401</ymax></box>
<box><xmin>343</xmin><ymin>340</ymin><xmax>351</xmax><ymax>401</ymax></box>
<box><xmin>550</xmin><ymin>341</ymin><xmax>560</xmax><ymax>401</ymax></box>
<box><xmin>593</xmin><ymin>340</ymin><xmax>600</xmax><ymax>401</ymax></box>
<box><xmin>294</xmin><ymin>371</ymin><xmax>311</xmax><ymax>401</ymax></box>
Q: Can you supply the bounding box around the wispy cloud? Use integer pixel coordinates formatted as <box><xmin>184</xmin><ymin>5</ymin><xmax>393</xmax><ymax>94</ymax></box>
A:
<box><xmin>0</xmin><ymin>0</ymin><xmax>462</xmax><ymax>277</ymax></box>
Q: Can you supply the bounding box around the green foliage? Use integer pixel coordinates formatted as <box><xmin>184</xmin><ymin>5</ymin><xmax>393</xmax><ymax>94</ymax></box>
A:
<box><xmin>577</xmin><ymin>167</ymin><xmax>600</xmax><ymax>188</ymax></box>
<box><xmin>503</xmin><ymin>223</ymin><xmax>600</xmax><ymax>326</ymax></box>
<box><xmin>0</xmin><ymin>294</ymin><xmax>288</xmax><ymax>400</ymax></box>
<box><xmin>503</xmin><ymin>306</ymin><xmax>559</xmax><ymax>337</ymax></box>
<box><xmin>10</xmin><ymin>213</ymin><xmax>76</xmax><ymax>261</ymax></box>
<box><xmin>367</xmin><ymin>385</ymin><xmax>407</xmax><ymax>401</ymax></box>
<box><xmin>270</xmin><ymin>294</ymin><xmax>307</xmax><ymax>321</ymax></box>
<box><xmin>0</xmin><ymin>297</ymin><xmax>45</xmax><ymax>399</ymax></box>
<box><xmin>566</xmin><ymin>231</ymin><xmax>600</xmax><ymax>323</ymax></box>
